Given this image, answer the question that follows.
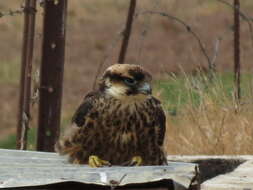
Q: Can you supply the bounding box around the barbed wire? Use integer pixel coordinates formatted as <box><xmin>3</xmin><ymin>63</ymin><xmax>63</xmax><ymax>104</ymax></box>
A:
<box><xmin>0</xmin><ymin>8</ymin><xmax>24</xmax><ymax>18</ymax></box>
<box><xmin>92</xmin><ymin>1</ymin><xmax>253</xmax><ymax>87</ymax></box>
<box><xmin>135</xmin><ymin>10</ymin><xmax>213</xmax><ymax>74</ymax></box>
<box><xmin>215</xmin><ymin>0</ymin><xmax>253</xmax><ymax>48</ymax></box>
<box><xmin>0</xmin><ymin>5</ymin><xmax>37</xmax><ymax>18</ymax></box>
<box><xmin>136</xmin><ymin>0</ymin><xmax>162</xmax><ymax>62</ymax></box>
<box><xmin>216</xmin><ymin>0</ymin><xmax>253</xmax><ymax>22</ymax></box>
<box><xmin>92</xmin><ymin>27</ymin><xmax>125</xmax><ymax>90</ymax></box>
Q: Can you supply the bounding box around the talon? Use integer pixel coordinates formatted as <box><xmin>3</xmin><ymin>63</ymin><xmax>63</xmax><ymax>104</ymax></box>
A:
<box><xmin>88</xmin><ymin>155</ymin><xmax>111</xmax><ymax>168</ymax></box>
<box><xmin>130</xmin><ymin>156</ymin><xmax>143</xmax><ymax>166</ymax></box>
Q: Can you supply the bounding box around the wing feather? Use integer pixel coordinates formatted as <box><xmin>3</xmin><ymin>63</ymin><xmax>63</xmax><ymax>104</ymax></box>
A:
<box><xmin>152</xmin><ymin>97</ymin><xmax>166</xmax><ymax>146</ymax></box>
<box><xmin>71</xmin><ymin>91</ymin><xmax>100</xmax><ymax>127</ymax></box>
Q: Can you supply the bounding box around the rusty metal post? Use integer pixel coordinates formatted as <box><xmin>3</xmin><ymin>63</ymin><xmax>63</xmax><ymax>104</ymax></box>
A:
<box><xmin>16</xmin><ymin>0</ymin><xmax>36</xmax><ymax>150</ymax></box>
<box><xmin>118</xmin><ymin>0</ymin><xmax>137</xmax><ymax>64</ymax></box>
<box><xmin>234</xmin><ymin>0</ymin><xmax>241</xmax><ymax>101</ymax></box>
<box><xmin>37</xmin><ymin>0</ymin><xmax>68</xmax><ymax>152</ymax></box>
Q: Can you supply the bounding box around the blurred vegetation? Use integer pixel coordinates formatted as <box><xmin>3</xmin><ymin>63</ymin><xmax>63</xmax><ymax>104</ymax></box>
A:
<box><xmin>0</xmin><ymin>117</ymin><xmax>72</xmax><ymax>150</ymax></box>
<box><xmin>155</xmin><ymin>72</ymin><xmax>253</xmax><ymax>117</ymax></box>
<box><xmin>0</xmin><ymin>61</ymin><xmax>20</xmax><ymax>85</ymax></box>
<box><xmin>0</xmin><ymin>128</ymin><xmax>37</xmax><ymax>150</ymax></box>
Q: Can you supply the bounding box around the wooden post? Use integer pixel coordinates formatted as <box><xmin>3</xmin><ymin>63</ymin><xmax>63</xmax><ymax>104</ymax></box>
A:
<box><xmin>37</xmin><ymin>0</ymin><xmax>68</xmax><ymax>152</ymax></box>
<box><xmin>234</xmin><ymin>0</ymin><xmax>241</xmax><ymax>101</ymax></box>
<box><xmin>118</xmin><ymin>0</ymin><xmax>136</xmax><ymax>64</ymax></box>
<box><xmin>16</xmin><ymin>0</ymin><xmax>36</xmax><ymax>150</ymax></box>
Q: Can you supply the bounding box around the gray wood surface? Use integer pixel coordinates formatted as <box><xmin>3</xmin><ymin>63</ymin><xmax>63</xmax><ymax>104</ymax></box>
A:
<box><xmin>0</xmin><ymin>149</ymin><xmax>198</xmax><ymax>190</ymax></box>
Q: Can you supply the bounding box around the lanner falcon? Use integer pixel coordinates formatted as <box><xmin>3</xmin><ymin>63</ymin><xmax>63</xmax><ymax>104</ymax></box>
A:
<box><xmin>56</xmin><ymin>64</ymin><xmax>167</xmax><ymax>167</ymax></box>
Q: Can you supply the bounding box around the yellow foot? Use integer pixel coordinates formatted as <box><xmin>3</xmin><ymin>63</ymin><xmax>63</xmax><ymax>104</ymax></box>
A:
<box><xmin>129</xmin><ymin>156</ymin><xmax>143</xmax><ymax>166</ymax></box>
<box><xmin>88</xmin><ymin>155</ymin><xmax>111</xmax><ymax>168</ymax></box>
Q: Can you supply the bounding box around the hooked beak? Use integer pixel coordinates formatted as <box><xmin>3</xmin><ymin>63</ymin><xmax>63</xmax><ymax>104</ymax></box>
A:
<box><xmin>138</xmin><ymin>82</ymin><xmax>152</xmax><ymax>95</ymax></box>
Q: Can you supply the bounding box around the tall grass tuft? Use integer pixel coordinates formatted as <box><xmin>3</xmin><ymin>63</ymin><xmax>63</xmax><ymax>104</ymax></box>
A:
<box><xmin>156</xmin><ymin>71</ymin><xmax>253</xmax><ymax>155</ymax></box>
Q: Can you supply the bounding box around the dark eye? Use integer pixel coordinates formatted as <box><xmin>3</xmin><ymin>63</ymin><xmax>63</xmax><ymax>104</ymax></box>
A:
<box><xmin>124</xmin><ymin>78</ymin><xmax>136</xmax><ymax>86</ymax></box>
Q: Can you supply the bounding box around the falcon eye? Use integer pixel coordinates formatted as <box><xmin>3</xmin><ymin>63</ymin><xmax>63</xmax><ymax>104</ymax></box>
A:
<box><xmin>124</xmin><ymin>78</ymin><xmax>136</xmax><ymax>86</ymax></box>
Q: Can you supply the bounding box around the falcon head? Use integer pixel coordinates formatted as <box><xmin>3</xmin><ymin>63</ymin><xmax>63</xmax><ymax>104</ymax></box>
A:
<box><xmin>99</xmin><ymin>64</ymin><xmax>152</xmax><ymax>100</ymax></box>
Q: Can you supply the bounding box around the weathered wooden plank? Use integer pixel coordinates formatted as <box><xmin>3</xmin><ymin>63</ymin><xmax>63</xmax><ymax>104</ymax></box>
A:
<box><xmin>0</xmin><ymin>149</ymin><xmax>198</xmax><ymax>190</ymax></box>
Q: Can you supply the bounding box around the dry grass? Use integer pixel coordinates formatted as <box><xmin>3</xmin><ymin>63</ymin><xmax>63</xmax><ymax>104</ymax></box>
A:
<box><xmin>161</xmin><ymin>72</ymin><xmax>253</xmax><ymax>155</ymax></box>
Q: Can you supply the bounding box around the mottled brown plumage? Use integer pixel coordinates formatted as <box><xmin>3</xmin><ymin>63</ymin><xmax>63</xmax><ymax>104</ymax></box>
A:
<box><xmin>56</xmin><ymin>64</ymin><xmax>167</xmax><ymax>166</ymax></box>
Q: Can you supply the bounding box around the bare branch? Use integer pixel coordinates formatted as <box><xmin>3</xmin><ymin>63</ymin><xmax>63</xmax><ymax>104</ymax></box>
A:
<box><xmin>20</xmin><ymin>112</ymin><xmax>29</xmax><ymax>150</ymax></box>
<box><xmin>137</xmin><ymin>0</ymin><xmax>161</xmax><ymax>62</ymax></box>
<box><xmin>210</xmin><ymin>37</ymin><xmax>221</xmax><ymax>71</ymax></box>
<box><xmin>118</xmin><ymin>0</ymin><xmax>137</xmax><ymax>64</ymax></box>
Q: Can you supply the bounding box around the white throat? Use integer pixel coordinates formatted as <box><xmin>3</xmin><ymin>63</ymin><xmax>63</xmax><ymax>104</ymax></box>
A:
<box><xmin>106</xmin><ymin>86</ymin><xmax>126</xmax><ymax>99</ymax></box>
